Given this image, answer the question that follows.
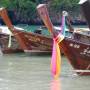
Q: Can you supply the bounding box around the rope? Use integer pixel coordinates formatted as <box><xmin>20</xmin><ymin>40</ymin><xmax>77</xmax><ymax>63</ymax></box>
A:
<box><xmin>8</xmin><ymin>34</ymin><xmax>12</xmax><ymax>48</ymax></box>
<box><xmin>0</xmin><ymin>28</ymin><xmax>23</xmax><ymax>48</ymax></box>
<box><xmin>74</xmin><ymin>64</ymin><xmax>90</xmax><ymax>75</ymax></box>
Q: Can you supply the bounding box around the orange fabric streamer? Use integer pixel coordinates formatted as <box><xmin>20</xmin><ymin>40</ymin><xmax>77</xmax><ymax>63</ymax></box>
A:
<box><xmin>51</xmin><ymin>33</ymin><xmax>64</xmax><ymax>78</ymax></box>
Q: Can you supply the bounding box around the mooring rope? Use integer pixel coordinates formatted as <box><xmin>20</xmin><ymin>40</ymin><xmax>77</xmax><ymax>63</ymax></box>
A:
<box><xmin>0</xmin><ymin>28</ymin><xmax>23</xmax><ymax>48</ymax></box>
<box><xmin>8</xmin><ymin>34</ymin><xmax>12</xmax><ymax>48</ymax></box>
<box><xmin>74</xmin><ymin>64</ymin><xmax>90</xmax><ymax>75</ymax></box>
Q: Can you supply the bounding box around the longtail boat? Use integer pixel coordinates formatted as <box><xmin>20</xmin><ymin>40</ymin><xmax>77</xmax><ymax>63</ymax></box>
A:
<box><xmin>0</xmin><ymin>8</ymin><xmax>53</xmax><ymax>54</ymax></box>
<box><xmin>37</xmin><ymin>1</ymin><xmax>90</xmax><ymax>75</ymax></box>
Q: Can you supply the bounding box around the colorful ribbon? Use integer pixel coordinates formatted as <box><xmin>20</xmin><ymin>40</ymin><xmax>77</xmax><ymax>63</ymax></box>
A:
<box><xmin>51</xmin><ymin>34</ymin><xmax>64</xmax><ymax>78</ymax></box>
<box><xmin>61</xmin><ymin>15</ymin><xmax>66</xmax><ymax>36</ymax></box>
<box><xmin>51</xmin><ymin>13</ymin><xmax>66</xmax><ymax>78</ymax></box>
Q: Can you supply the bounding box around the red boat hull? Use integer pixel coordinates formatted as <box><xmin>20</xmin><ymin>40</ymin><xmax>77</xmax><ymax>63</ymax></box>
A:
<box><xmin>60</xmin><ymin>33</ymin><xmax>90</xmax><ymax>75</ymax></box>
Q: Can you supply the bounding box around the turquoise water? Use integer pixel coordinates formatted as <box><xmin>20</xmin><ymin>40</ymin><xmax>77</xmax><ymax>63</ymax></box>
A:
<box><xmin>0</xmin><ymin>53</ymin><xmax>89</xmax><ymax>90</ymax></box>
<box><xmin>16</xmin><ymin>24</ymin><xmax>88</xmax><ymax>37</ymax></box>
<box><xmin>16</xmin><ymin>24</ymin><xmax>51</xmax><ymax>36</ymax></box>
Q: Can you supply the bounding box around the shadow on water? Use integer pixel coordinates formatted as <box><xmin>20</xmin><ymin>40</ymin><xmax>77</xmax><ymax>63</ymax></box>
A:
<box><xmin>0</xmin><ymin>52</ymin><xmax>51</xmax><ymax>57</ymax></box>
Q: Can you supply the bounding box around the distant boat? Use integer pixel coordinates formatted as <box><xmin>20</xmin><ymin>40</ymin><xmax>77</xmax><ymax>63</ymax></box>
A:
<box><xmin>37</xmin><ymin>1</ymin><xmax>90</xmax><ymax>75</ymax></box>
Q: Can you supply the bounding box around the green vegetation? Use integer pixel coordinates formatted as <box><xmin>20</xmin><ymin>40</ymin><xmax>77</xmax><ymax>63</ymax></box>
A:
<box><xmin>0</xmin><ymin>0</ymin><xmax>37</xmax><ymax>23</ymax></box>
<box><xmin>51</xmin><ymin>0</ymin><xmax>79</xmax><ymax>12</ymax></box>
<box><xmin>0</xmin><ymin>0</ymin><xmax>81</xmax><ymax>24</ymax></box>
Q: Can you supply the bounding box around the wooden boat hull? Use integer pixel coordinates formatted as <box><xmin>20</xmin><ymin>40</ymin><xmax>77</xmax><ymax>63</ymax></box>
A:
<box><xmin>0</xmin><ymin>33</ymin><xmax>23</xmax><ymax>54</ymax></box>
<box><xmin>10</xmin><ymin>29</ymin><xmax>53</xmax><ymax>53</ymax></box>
<box><xmin>60</xmin><ymin>33</ymin><xmax>90</xmax><ymax>75</ymax></box>
<box><xmin>0</xmin><ymin>29</ymin><xmax>53</xmax><ymax>54</ymax></box>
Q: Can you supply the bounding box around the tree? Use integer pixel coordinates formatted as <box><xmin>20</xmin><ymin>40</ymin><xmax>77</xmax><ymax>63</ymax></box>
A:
<box><xmin>0</xmin><ymin>0</ymin><xmax>82</xmax><ymax>24</ymax></box>
<box><xmin>0</xmin><ymin>0</ymin><xmax>37</xmax><ymax>23</ymax></box>
<box><xmin>50</xmin><ymin>0</ymin><xmax>79</xmax><ymax>12</ymax></box>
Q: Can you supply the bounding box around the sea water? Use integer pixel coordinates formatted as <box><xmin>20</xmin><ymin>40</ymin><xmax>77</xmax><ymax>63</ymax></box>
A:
<box><xmin>0</xmin><ymin>53</ymin><xmax>89</xmax><ymax>90</ymax></box>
